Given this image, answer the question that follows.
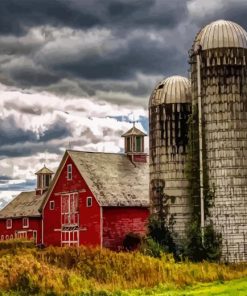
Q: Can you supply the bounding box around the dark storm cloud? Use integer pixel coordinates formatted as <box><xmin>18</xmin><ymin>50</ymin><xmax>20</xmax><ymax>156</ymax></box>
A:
<box><xmin>10</xmin><ymin>66</ymin><xmax>60</xmax><ymax>87</ymax></box>
<box><xmin>0</xmin><ymin>0</ymin><xmax>101</xmax><ymax>36</ymax></box>
<box><xmin>53</xmin><ymin>38</ymin><xmax>185</xmax><ymax>80</ymax></box>
<box><xmin>0</xmin><ymin>179</ymin><xmax>36</xmax><ymax>191</ymax></box>
<box><xmin>0</xmin><ymin>116</ymin><xmax>37</xmax><ymax>145</ymax></box>
<box><xmin>1</xmin><ymin>1</ymin><xmax>246</xmax><ymax>101</ymax></box>
<box><xmin>0</xmin><ymin>116</ymin><xmax>72</xmax><ymax>157</ymax></box>
<box><xmin>209</xmin><ymin>2</ymin><xmax>247</xmax><ymax>29</ymax></box>
<box><xmin>40</xmin><ymin>119</ymin><xmax>72</xmax><ymax>142</ymax></box>
<box><xmin>0</xmin><ymin>0</ymin><xmax>187</xmax><ymax>36</ymax></box>
<box><xmin>0</xmin><ymin>0</ymin><xmax>190</xmax><ymax>92</ymax></box>
<box><xmin>188</xmin><ymin>0</ymin><xmax>247</xmax><ymax>29</ymax></box>
<box><xmin>0</xmin><ymin>175</ymin><xmax>14</xmax><ymax>184</ymax></box>
<box><xmin>0</xmin><ymin>142</ymin><xmax>62</xmax><ymax>158</ymax></box>
<box><xmin>106</xmin><ymin>0</ymin><xmax>188</xmax><ymax>29</ymax></box>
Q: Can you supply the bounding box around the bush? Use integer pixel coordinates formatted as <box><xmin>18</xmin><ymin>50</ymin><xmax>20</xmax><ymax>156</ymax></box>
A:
<box><xmin>139</xmin><ymin>237</ymin><xmax>164</xmax><ymax>258</ymax></box>
<box><xmin>0</xmin><ymin>239</ymin><xmax>34</xmax><ymax>251</ymax></box>
<box><xmin>147</xmin><ymin>216</ymin><xmax>177</xmax><ymax>258</ymax></box>
<box><xmin>123</xmin><ymin>233</ymin><xmax>141</xmax><ymax>251</ymax></box>
<box><xmin>183</xmin><ymin>221</ymin><xmax>222</xmax><ymax>262</ymax></box>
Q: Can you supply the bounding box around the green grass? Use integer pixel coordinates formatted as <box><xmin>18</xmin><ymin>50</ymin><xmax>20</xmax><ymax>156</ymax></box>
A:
<box><xmin>0</xmin><ymin>277</ymin><xmax>246</xmax><ymax>295</ymax></box>
<box><xmin>1</xmin><ymin>278</ymin><xmax>247</xmax><ymax>295</ymax></box>
<box><xmin>108</xmin><ymin>277</ymin><xmax>247</xmax><ymax>296</ymax></box>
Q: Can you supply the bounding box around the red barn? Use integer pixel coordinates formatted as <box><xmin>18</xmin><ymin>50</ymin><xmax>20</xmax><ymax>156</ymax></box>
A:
<box><xmin>0</xmin><ymin>126</ymin><xmax>150</xmax><ymax>249</ymax></box>
<box><xmin>0</xmin><ymin>166</ymin><xmax>54</xmax><ymax>244</ymax></box>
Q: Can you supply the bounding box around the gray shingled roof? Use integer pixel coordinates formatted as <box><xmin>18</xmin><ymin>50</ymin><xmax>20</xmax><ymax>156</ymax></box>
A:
<box><xmin>0</xmin><ymin>191</ymin><xmax>46</xmax><ymax>219</ymax></box>
<box><xmin>68</xmin><ymin>151</ymin><xmax>149</xmax><ymax>207</ymax></box>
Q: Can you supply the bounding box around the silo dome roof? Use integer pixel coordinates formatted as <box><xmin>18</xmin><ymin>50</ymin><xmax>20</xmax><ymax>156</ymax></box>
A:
<box><xmin>194</xmin><ymin>20</ymin><xmax>247</xmax><ymax>50</ymax></box>
<box><xmin>149</xmin><ymin>75</ymin><xmax>191</xmax><ymax>107</ymax></box>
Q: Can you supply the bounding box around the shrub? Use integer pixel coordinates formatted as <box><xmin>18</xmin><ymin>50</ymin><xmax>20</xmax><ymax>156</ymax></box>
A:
<box><xmin>139</xmin><ymin>237</ymin><xmax>164</xmax><ymax>258</ymax></box>
<box><xmin>147</xmin><ymin>216</ymin><xmax>177</xmax><ymax>258</ymax></box>
<box><xmin>0</xmin><ymin>239</ymin><xmax>34</xmax><ymax>250</ymax></box>
<box><xmin>123</xmin><ymin>232</ymin><xmax>141</xmax><ymax>251</ymax></box>
<box><xmin>183</xmin><ymin>221</ymin><xmax>222</xmax><ymax>262</ymax></box>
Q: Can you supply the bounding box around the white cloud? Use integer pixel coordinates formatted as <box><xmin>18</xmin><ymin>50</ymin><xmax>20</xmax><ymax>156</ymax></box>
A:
<box><xmin>0</xmin><ymin>82</ymin><xmax>149</xmax><ymax>199</ymax></box>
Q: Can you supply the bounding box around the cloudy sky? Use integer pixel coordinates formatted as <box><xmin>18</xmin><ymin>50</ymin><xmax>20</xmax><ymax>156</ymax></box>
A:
<box><xmin>1</xmin><ymin>0</ymin><xmax>247</xmax><ymax>207</ymax></box>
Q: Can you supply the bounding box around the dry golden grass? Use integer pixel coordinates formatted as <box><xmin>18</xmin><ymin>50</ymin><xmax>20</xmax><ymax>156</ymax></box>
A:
<box><xmin>0</xmin><ymin>240</ymin><xmax>246</xmax><ymax>295</ymax></box>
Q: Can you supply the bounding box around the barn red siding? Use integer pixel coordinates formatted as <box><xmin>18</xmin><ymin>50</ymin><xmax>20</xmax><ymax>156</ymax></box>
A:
<box><xmin>43</xmin><ymin>156</ymin><xmax>101</xmax><ymax>247</ymax></box>
<box><xmin>103</xmin><ymin>207</ymin><xmax>149</xmax><ymax>250</ymax></box>
<box><xmin>0</xmin><ymin>217</ymin><xmax>42</xmax><ymax>243</ymax></box>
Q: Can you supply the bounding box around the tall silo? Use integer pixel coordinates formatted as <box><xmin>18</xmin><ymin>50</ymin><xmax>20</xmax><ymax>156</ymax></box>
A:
<box><xmin>190</xmin><ymin>20</ymin><xmax>247</xmax><ymax>262</ymax></box>
<box><xmin>149</xmin><ymin>75</ymin><xmax>192</xmax><ymax>242</ymax></box>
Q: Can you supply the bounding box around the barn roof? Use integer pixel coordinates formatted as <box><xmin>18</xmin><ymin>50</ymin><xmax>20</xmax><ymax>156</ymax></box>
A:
<box><xmin>0</xmin><ymin>191</ymin><xmax>46</xmax><ymax>219</ymax></box>
<box><xmin>68</xmin><ymin>150</ymin><xmax>149</xmax><ymax>207</ymax></box>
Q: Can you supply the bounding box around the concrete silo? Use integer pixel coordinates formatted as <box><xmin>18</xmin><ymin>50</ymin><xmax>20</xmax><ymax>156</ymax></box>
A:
<box><xmin>149</xmin><ymin>75</ymin><xmax>192</xmax><ymax>242</ymax></box>
<box><xmin>190</xmin><ymin>20</ymin><xmax>247</xmax><ymax>262</ymax></box>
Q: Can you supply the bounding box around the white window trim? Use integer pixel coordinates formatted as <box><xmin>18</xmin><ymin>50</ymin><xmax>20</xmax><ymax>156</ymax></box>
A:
<box><xmin>61</xmin><ymin>230</ymin><xmax>79</xmax><ymax>246</ymax></box>
<box><xmin>86</xmin><ymin>196</ymin><xmax>93</xmax><ymax>207</ymax></box>
<box><xmin>6</xmin><ymin>218</ymin><xmax>12</xmax><ymax>229</ymax></box>
<box><xmin>50</xmin><ymin>200</ymin><xmax>55</xmax><ymax>210</ymax></box>
<box><xmin>16</xmin><ymin>231</ymin><xmax>27</xmax><ymax>239</ymax></box>
<box><xmin>22</xmin><ymin>217</ymin><xmax>29</xmax><ymax>228</ymax></box>
<box><xmin>67</xmin><ymin>164</ymin><xmax>72</xmax><ymax>180</ymax></box>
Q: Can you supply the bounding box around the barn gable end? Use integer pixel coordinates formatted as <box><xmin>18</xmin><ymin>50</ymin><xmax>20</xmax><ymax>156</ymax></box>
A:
<box><xmin>43</xmin><ymin>153</ymin><xmax>101</xmax><ymax>247</ymax></box>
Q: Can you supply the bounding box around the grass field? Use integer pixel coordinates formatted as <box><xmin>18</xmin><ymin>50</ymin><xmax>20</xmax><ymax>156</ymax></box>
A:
<box><xmin>119</xmin><ymin>277</ymin><xmax>247</xmax><ymax>296</ymax></box>
<box><xmin>0</xmin><ymin>240</ymin><xmax>246</xmax><ymax>295</ymax></box>
<box><xmin>0</xmin><ymin>278</ymin><xmax>246</xmax><ymax>295</ymax></box>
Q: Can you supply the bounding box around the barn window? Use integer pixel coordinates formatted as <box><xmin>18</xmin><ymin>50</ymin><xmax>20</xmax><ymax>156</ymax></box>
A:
<box><xmin>10</xmin><ymin>234</ymin><xmax>13</xmax><ymax>240</ymax></box>
<box><xmin>61</xmin><ymin>193</ymin><xmax>79</xmax><ymax>225</ymax></box>
<box><xmin>50</xmin><ymin>200</ymin><xmax>55</xmax><ymax>210</ymax></box>
<box><xmin>1</xmin><ymin>235</ymin><xmax>4</xmax><ymax>240</ymax></box>
<box><xmin>67</xmin><ymin>164</ymin><xmax>72</xmax><ymax>180</ymax></box>
<box><xmin>6</xmin><ymin>219</ymin><xmax>12</xmax><ymax>229</ymax></box>
<box><xmin>61</xmin><ymin>230</ymin><xmax>79</xmax><ymax>247</ymax></box>
<box><xmin>86</xmin><ymin>197</ymin><xmax>92</xmax><ymax>207</ymax></box>
<box><xmin>6</xmin><ymin>235</ymin><xmax>9</xmax><ymax>240</ymax></box>
<box><xmin>23</xmin><ymin>217</ymin><xmax>29</xmax><ymax>228</ymax></box>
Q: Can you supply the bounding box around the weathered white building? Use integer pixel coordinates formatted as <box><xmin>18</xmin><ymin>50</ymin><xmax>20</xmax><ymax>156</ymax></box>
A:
<box><xmin>149</xmin><ymin>76</ymin><xmax>192</xmax><ymax>242</ymax></box>
<box><xmin>149</xmin><ymin>20</ymin><xmax>247</xmax><ymax>262</ymax></box>
<box><xmin>190</xmin><ymin>20</ymin><xmax>247</xmax><ymax>262</ymax></box>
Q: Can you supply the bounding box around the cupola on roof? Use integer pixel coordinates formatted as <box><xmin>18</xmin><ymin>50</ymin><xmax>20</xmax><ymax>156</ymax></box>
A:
<box><xmin>149</xmin><ymin>75</ymin><xmax>191</xmax><ymax>107</ymax></box>
<box><xmin>35</xmin><ymin>165</ymin><xmax>54</xmax><ymax>175</ymax></box>
<box><xmin>194</xmin><ymin>20</ymin><xmax>247</xmax><ymax>50</ymax></box>
<box><xmin>121</xmin><ymin>126</ymin><xmax>147</xmax><ymax>137</ymax></box>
